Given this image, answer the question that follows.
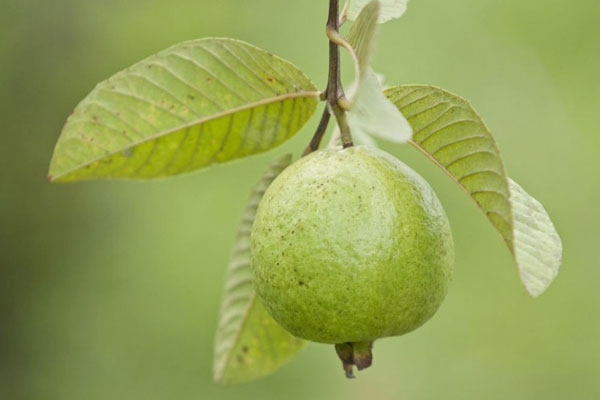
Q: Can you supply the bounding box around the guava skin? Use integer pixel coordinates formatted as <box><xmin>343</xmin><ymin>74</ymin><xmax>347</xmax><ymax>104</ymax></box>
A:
<box><xmin>250</xmin><ymin>146</ymin><xmax>454</xmax><ymax>345</ymax></box>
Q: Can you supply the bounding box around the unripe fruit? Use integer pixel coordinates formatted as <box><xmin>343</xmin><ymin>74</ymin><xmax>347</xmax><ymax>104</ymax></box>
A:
<box><xmin>250</xmin><ymin>146</ymin><xmax>454</xmax><ymax>375</ymax></box>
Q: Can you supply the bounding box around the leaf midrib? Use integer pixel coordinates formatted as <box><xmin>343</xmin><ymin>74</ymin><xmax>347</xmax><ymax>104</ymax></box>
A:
<box><xmin>215</xmin><ymin>293</ymin><xmax>258</xmax><ymax>382</ymax></box>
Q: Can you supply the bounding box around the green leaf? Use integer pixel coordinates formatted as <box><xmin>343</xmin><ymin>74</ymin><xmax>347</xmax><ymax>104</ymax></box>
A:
<box><xmin>385</xmin><ymin>85</ymin><xmax>562</xmax><ymax>296</ymax></box>
<box><xmin>348</xmin><ymin>69</ymin><xmax>412</xmax><ymax>143</ymax></box>
<box><xmin>343</xmin><ymin>2</ymin><xmax>412</xmax><ymax>143</ymax></box>
<box><xmin>347</xmin><ymin>0</ymin><xmax>380</xmax><ymax>87</ymax></box>
<box><xmin>508</xmin><ymin>178</ymin><xmax>562</xmax><ymax>296</ymax></box>
<box><xmin>213</xmin><ymin>154</ymin><xmax>303</xmax><ymax>384</ymax></box>
<box><xmin>345</xmin><ymin>0</ymin><xmax>408</xmax><ymax>23</ymax></box>
<box><xmin>48</xmin><ymin>38</ymin><xmax>319</xmax><ymax>182</ymax></box>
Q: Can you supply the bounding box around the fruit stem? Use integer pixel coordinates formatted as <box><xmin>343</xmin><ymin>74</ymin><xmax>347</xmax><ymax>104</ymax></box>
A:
<box><xmin>302</xmin><ymin>108</ymin><xmax>331</xmax><ymax>156</ymax></box>
<box><xmin>331</xmin><ymin>103</ymin><xmax>353</xmax><ymax>149</ymax></box>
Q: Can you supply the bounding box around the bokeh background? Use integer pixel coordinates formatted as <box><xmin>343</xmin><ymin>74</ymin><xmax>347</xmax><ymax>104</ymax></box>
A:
<box><xmin>1</xmin><ymin>0</ymin><xmax>599</xmax><ymax>398</ymax></box>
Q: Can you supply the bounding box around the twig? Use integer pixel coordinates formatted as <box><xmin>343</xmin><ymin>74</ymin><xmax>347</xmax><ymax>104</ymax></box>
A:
<box><xmin>303</xmin><ymin>0</ymin><xmax>353</xmax><ymax>156</ymax></box>
<box><xmin>303</xmin><ymin>107</ymin><xmax>331</xmax><ymax>156</ymax></box>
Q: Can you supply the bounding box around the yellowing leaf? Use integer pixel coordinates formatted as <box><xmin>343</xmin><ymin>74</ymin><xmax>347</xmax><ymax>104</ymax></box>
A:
<box><xmin>48</xmin><ymin>38</ymin><xmax>319</xmax><ymax>182</ymax></box>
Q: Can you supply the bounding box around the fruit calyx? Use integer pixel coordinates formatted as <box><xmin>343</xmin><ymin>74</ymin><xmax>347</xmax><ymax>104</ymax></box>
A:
<box><xmin>334</xmin><ymin>341</ymin><xmax>373</xmax><ymax>379</ymax></box>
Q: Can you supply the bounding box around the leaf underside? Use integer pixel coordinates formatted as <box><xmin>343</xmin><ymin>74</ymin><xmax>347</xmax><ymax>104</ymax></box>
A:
<box><xmin>386</xmin><ymin>85</ymin><xmax>561</xmax><ymax>296</ymax></box>
<box><xmin>213</xmin><ymin>154</ymin><xmax>303</xmax><ymax>384</ymax></box>
<box><xmin>48</xmin><ymin>38</ymin><xmax>319</xmax><ymax>182</ymax></box>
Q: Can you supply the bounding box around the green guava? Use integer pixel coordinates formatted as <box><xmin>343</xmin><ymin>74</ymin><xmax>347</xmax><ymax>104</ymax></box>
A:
<box><xmin>250</xmin><ymin>146</ymin><xmax>454</xmax><ymax>377</ymax></box>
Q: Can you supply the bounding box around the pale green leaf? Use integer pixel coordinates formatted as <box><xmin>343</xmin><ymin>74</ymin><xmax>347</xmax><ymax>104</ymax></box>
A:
<box><xmin>347</xmin><ymin>0</ymin><xmax>380</xmax><ymax>87</ymax></box>
<box><xmin>213</xmin><ymin>154</ymin><xmax>303</xmax><ymax>384</ymax></box>
<box><xmin>348</xmin><ymin>69</ymin><xmax>412</xmax><ymax>143</ymax></box>
<box><xmin>352</xmin><ymin>127</ymin><xmax>379</xmax><ymax>147</ymax></box>
<box><xmin>343</xmin><ymin>2</ymin><xmax>412</xmax><ymax>143</ymax></box>
<box><xmin>509</xmin><ymin>178</ymin><xmax>562</xmax><ymax>296</ymax></box>
<box><xmin>48</xmin><ymin>38</ymin><xmax>319</xmax><ymax>182</ymax></box>
<box><xmin>385</xmin><ymin>85</ymin><xmax>562</xmax><ymax>296</ymax></box>
<box><xmin>346</xmin><ymin>0</ymin><xmax>408</xmax><ymax>23</ymax></box>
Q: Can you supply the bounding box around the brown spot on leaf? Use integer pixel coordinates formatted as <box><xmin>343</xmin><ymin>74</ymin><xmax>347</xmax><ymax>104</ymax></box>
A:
<box><xmin>266</xmin><ymin>76</ymin><xmax>274</xmax><ymax>82</ymax></box>
<box><xmin>241</xmin><ymin>346</ymin><xmax>249</xmax><ymax>353</ymax></box>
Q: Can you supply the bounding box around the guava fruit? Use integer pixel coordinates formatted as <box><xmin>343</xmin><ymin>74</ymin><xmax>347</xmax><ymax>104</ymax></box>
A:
<box><xmin>250</xmin><ymin>146</ymin><xmax>454</xmax><ymax>377</ymax></box>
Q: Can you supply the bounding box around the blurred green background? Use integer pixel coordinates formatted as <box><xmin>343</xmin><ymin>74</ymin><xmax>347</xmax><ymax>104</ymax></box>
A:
<box><xmin>1</xmin><ymin>0</ymin><xmax>599</xmax><ymax>398</ymax></box>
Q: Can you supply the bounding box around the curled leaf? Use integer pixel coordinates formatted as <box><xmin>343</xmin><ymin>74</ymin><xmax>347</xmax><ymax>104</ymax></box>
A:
<box><xmin>386</xmin><ymin>85</ymin><xmax>562</xmax><ymax>296</ymax></box>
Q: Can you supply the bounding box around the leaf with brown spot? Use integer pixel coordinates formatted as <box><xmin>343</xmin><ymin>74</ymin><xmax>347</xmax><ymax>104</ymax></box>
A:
<box><xmin>48</xmin><ymin>38</ymin><xmax>319</xmax><ymax>182</ymax></box>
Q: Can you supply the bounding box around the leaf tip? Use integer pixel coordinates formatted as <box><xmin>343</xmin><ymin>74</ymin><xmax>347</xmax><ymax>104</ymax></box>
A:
<box><xmin>212</xmin><ymin>369</ymin><xmax>224</xmax><ymax>385</ymax></box>
<box><xmin>509</xmin><ymin>178</ymin><xmax>563</xmax><ymax>299</ymax></box>
<box><xmin>520</xmin><ymin>243</ymin><xmax>562</xmax><ymax>298</ymax></box>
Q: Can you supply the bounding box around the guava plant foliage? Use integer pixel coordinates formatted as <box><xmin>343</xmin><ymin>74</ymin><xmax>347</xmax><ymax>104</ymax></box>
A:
<box><xmin>48</xmin><ymin>0</ymin><xmax>562</xmax><ymax>384</ymax></box>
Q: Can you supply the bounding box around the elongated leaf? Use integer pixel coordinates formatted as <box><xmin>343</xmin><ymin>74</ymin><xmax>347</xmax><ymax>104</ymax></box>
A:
<box><xmin>214</xmin><ymin>154</ymin><xmax>303</xmax><ymax>384</ymax></box>
<box><xmin>344</xmin><ymin>2</ymin><xmax>412</xmax><ymax>143</ymax></box>
<box><xmin>347</xmin><ymin>0</ymin><xmax>380</xmax><ymax>87</ymax></box>
<box><xmin>48</xmin><ymin>38</ymin><xmax>319</xmax><ymax>182</ymax></box>
<box><xmin>385</xmin><ymin>85</ymin><xmax>561</xmax><ymax>296</ymax></box>
<box><xmin>346</xmin><ymin>0</ymin><xmax>408</xmax><ymax>23</ymax></box>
